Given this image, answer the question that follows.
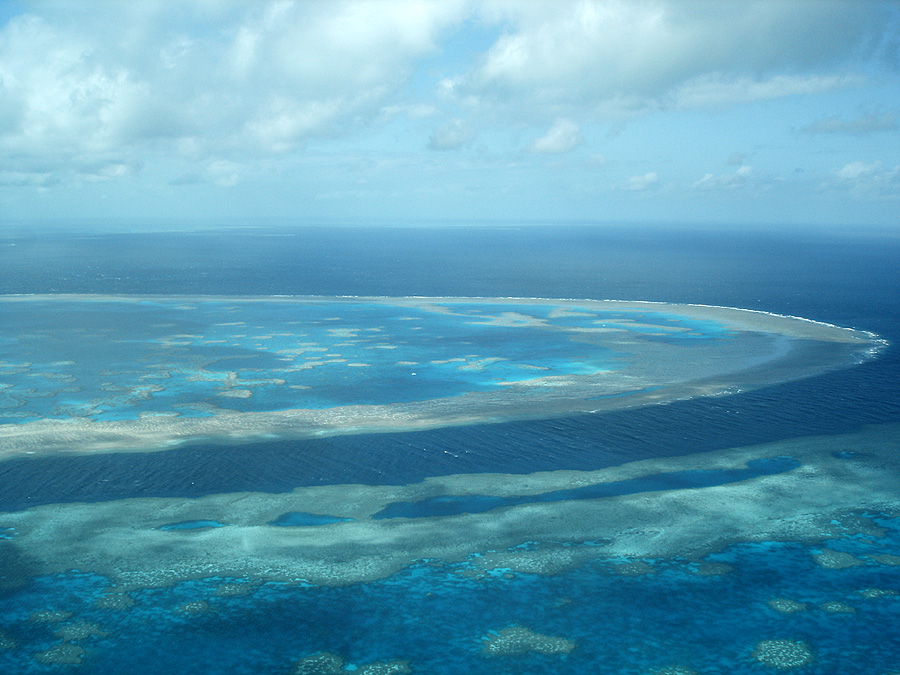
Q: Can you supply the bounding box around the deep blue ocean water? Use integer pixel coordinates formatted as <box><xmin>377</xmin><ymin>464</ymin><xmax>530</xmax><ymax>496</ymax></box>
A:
<box><xmin>1</xmin><ymin>224</ymin><xmax>899</xmax><ymax>674</ymax></box>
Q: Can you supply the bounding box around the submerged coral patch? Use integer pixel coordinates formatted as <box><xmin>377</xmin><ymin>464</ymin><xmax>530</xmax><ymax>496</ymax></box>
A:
<box><xmin>0</xmin><ymin>630</ymin><xmax>16</xmax><ymax>650</ymax></box>
<box><xmin>34</xmin><ymin>642</ymin><xmax>86</xmax><ymax>665</ymax></box>
<box><xmin>54</xmin><ymin>621</ymin><xmax>109</xmax><ymax>641</ymax></box>
<box><xmin>820</xmin><ymin>601</ymin><xmax>856</xmax><ymax>614</ymax></box>
<box><xmin>767</xmin><ymin>598</ymin><xmax>807</xmax><ymax>613</ymax></box>
<box><xmin>28</xmin><ymin>610</ymin><xmax>72</xmax><ymax>623</ymax></box>
<box><xmin>292</xmin><ymin>652</ymin><xmax>345</xmax><ymax>675</ymax></box>
<box><xmin>859</xmin><ymin>588</ymin><xmax>898</xmax><ymax>599</ymax></box>
<box><xmin>480</xmin><ymin>625</ymin><xmax>576</xmax><ymax>656</ymax></box>
<box><xmin>813</xmin><ymin>548</ymin><xmax>864</xmax><ymax>569</ymax></box>
<box><xmin>94</xmin><ymin>592</ymin><xmax>135</xmax><ymax>610</ymax></box>
<box><xmin>751</xmin><ymin>639</ymin><xmax>814</xmax><ymax>669</ymax></box>
<box><xmin>610</xmin><ymin>559</ymin><xmax>655</xmax><ymax>576</ymax></box>
<box><xmin>176</xmin><ymin>600</ymin><xmax>211</xmax><ymax>615</ymax></box>
<box><xmin>290</xmin><ymin>652</ymin><xmax>411</xmax><ymax>675</ymax></box>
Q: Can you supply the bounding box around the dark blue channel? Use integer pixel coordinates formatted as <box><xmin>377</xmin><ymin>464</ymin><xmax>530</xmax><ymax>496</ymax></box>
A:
<box><xmin>268</xmin><ymin>512</ymin><xmax>354</xmax><ymax>527</ymax></box>
<box><xmin>159</xmin><ymin>520</ymin><xmax>225</xmax><ymax>530</ymax></box>
<box><xmin>372</xmin><ymin>456</ymin><xmax>800</xmax><ymax>519</ymax></box>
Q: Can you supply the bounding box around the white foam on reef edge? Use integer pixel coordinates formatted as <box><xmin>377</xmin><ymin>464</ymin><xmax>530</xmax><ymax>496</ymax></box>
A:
<box><xmin>0</xmin><ymin>293</ymin><xmax>881</xmax><ymax>339</ymax></box>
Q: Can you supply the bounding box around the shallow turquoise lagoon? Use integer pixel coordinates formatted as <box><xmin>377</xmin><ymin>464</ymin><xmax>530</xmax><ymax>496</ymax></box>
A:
<box><xmin>0</xmin><ymin>297</ymin><xmax>738</xmax><ymax>424</ymax></box>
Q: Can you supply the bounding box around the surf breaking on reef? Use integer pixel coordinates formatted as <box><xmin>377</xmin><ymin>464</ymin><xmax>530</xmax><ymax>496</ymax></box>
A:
<box><xmin>0</xmin><ymin>295</ymin><xmax>882</xmax><ymax>460</ymax></box>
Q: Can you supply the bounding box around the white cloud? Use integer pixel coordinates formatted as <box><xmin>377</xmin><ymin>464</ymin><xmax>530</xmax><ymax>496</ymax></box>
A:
<box><xmin>669</xmin><ymin>74</ymin><xmax>856</xmax><ymax>109</ymax></box>
<box><xmin>0</xmin><ymin>170</ymin><xmax>60</xmax><ymax>187</ymax></box>
<box><xmin>828</xmin><ymin>161</ymin><xmax>900</xmax><ymax>199</ymax></box>
<box><xmin>0</xmin><ymin>1</ymin><xmax>469</xmax><ymax>176</ymax></box>
<box><xmin>837</xmin><ymin>161</ymin><xmax>882</xmax><ymax>181</ymax></box>
<box><xmin>458</xmin><ymin>0</ymin><xmax>889</xmax><ymax>117</ymax></box>
<box><xmin>530</xmin><ymin>119</ymin><xmax>583</xmax><ymax>154</ymax></box>
<box><xmin>802</xmin><ymin>111</ymin><xmax>898</xmax><ymax>135</ymax></box>
<box><xmin>0</xmin><ymin>14</ymin><xmax>146</xmax><ymax>155</ymax></box>
<box><xmin>1</xmin><ymin>0</ymin><xmax>897</xmax><ymax>219</ymax></box>
<box><xmin>205</xmin><ymin>160</ymin><xmax>243</xmax><ymax>187</ymax></box>
<box><xmin>622</xmin><ymin>172</ymin><xmax>659</xmax><ymax>191</ymax></box>
<box><xmin>381</xmin><ymin>104</ymin><xmax>439</xmax><ymax>120</ymax></box>
<box><xmin>428</xmin><ymin>119</ymin><xmax>475</xmax><ymax>150</ymax></box>
<box><xmin>692</xmin><ymin>165</ymin><xmax>754</xmax><ymax>191</ymax></box>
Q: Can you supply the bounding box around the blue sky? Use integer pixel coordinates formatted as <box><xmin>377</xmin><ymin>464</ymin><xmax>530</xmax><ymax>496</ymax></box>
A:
<box><xmin>1</xmin><ymin>0</ymin><xmax>898</xmax><ymax>230</ymax></box>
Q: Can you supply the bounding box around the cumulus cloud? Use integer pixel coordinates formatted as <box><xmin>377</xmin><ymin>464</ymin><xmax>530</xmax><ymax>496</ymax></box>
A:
<box><xmin>801</xmin><ymin>111</ymin><xmax>898</xmax><ymax>135</ymax></box>
<box><xmin>622</xmin><ymin>172</ymin><xmax>659</xmax><ymax>191</ymax></box>
<box><xmin>692</xmin><ymin>165</ymin><xmax>754</xmax><ymax>190</ymax></box>
<box><xmin>530</xmin><ymin>119</ymin><xmax>583</xmax><ymax>153</ymax></box>
<box><xmin>0</xmin><ymin>0</ymin><xmax>468</xmax><ymax>174</ymax></box>
<box><xmin>205</xmin><ymin>160</ymin><xmax>243</xmax><ymax>187</ymax></box>
<box><xmin>827</xmin><ymin>161</ymin><xmax>900</xmax><ymax>199</ymax></box>
<box><xmin>458</xmin><ymin>0</ymin><xmax>890</xmax><ymax>117</ymax></box>
<box><xmin>428</xmin><ymin>119</ymin><xmax>475</xmax><ymax>150</ymax></box>
<box><xmin>0</xmin><ymin>170</ymin><xmax>60</xmax><ymax>188</ymax></box>
<box><xmin>1</xmin><ymin>0</ymin><xmax>897</xmax><ymax>204</ymax></box>
<box><xmin>837</xmin><ymin>161</ymin><xmax>883</xmax><ymax>180</ymax></box>
<box><xmin>669</xmin><ymin>74</ymin><xmax>857</xmax><ymax>108</ymax></box>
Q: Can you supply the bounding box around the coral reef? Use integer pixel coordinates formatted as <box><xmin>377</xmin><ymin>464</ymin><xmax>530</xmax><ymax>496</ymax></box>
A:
<box><xmin>54</xmin><ymin>621</ymin><xmax>108</xmax><ymax>641</ymax></box>
<box><xmin>34</xmin><ymin>643</ymin><xmax>86</xmax><ymax>665</ymax></box>
<box><xmin>470</xmin><ymin>544</ymin><xmax>598</xmax><ymax>577</ymax></box>
<box><xmin>291</xmin><ymin>652</ymin><xmax>411</xmax><ymax>675</ymax></box>
<box><xmin>859</xmin><ymin>588</ymin><xmax>898</xmax><ymax>599</ymax></box>
<box><xmin>751</xmin><ymin>639</ymin><xmax>814</xmax><ymax>669</ymax></box>
<box><xmin>94</xmin><ymin>592</ymin><xmax>135</xmax><ymax>609</ymax></box>
<box><xmin>0</xmin><ymin>629</ymin><xmax>16</xmax><ymax>649</ymax></box>
<box><xmin>215</xmin><ymin>583</ymin><xmax>253</xmax><ymax>596</ymax></box>
<box><xmin>611</xmin><ymin>559</ymin><xmax>655</xmax><ymax>576</ymax></box>
<box><xmin>292</xmin><ymin>652</ymin><xmax>344</xmax><ymax>675</ymax></box>
<box><xmin>820</xmin><ymin>601</ymin><xmax>855</xmax><ymax>613</ymax></box>
<box><xmin>481</xmin><ymin>625</ymin><xmax>575</xmax><ymax>656</ymax></box>
<box><xmin>28</xmin><ymin>610</ymin><xmax>72</xmax><ymax>623</ymax></box>
<box><xmin>813</xmin><ymin>548</ymin><xmax>863</xmax><ymax>569</ymax></box>
<box><xmin>176</xmin><ymin>600</ymin><xmax>211</xmax><ymax>615</ymax></box>
<box><xmin>768</xmin><ymin>598</ymin><xmax>807</xmax><ymax>613</ymax></box>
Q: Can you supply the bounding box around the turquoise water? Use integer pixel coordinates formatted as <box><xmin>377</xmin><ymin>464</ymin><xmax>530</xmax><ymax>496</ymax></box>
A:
<box><xmin>0</xmin><ymin>298</ymin><xmax>734</xmax><ymax>423</ymax></box>
<box><xmin>1</xmin><ymin>227</ymin><xmax>898</xmax><ymax>675</ymax></box>
<box><xmin>372</xmin><ymin>456</ymin><xmax>801</xmax><ymax>519</ymax></box>
<box><xmin>269</xmin><ymin>512</ymin><xmax>355</xmax><ymax>527</ymax></box>
<box><xmin>2</xmin><ymin>516</ymin><xmax>898</xmax><ymax>674</ymax></box>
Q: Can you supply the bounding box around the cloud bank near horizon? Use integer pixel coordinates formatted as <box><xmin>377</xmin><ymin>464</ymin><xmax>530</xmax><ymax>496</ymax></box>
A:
<box><xmin>1</xmin><ymin>0</ymin><xmax>898</xmax><ymax>227</ymax></box>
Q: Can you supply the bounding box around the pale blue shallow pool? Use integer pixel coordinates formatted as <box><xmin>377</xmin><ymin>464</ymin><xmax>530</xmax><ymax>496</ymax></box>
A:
<box><xmin>0</xmin><ymin>297</ymin><xmax>737</xmax><ymax>423</ymax></box>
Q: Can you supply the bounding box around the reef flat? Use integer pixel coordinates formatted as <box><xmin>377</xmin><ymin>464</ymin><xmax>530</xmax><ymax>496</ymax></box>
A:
<box><xmin>0</xmin><ymin>295</ymin><xmax>881</xmax><ymax>459</ymax></box>
<box><xmin>2</xmin><ymin>423</ymin><xmax>898</xmax><ymax>588</ymax></box>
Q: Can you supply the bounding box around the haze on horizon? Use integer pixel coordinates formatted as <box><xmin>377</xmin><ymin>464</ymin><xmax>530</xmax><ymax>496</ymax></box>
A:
<box><xmin>0</xmin><ymin>0</ymin><xmax>898</xmax><ymax>231</ymax></box>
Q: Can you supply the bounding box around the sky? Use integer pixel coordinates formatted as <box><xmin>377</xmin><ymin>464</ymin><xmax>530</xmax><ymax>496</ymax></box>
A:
<box><xmin>0</xmin><ymin>0</ymin><xmax>898</xmax><ymax>230</ymax></box>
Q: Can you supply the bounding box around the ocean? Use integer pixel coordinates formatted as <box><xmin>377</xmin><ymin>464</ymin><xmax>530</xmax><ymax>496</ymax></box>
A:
<box><xmin>1</xmin><ymin>223</ymin><xmax>899</xmax><ymax>674</ymax></box>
